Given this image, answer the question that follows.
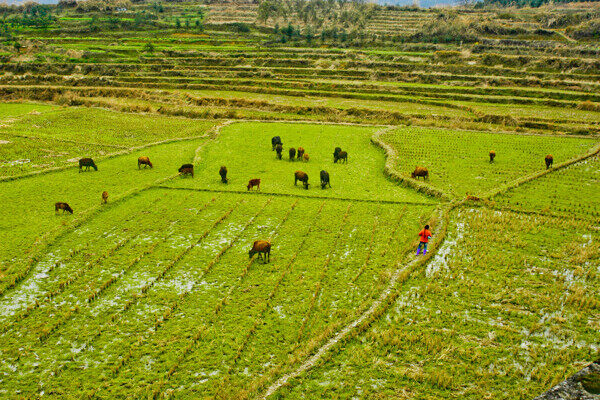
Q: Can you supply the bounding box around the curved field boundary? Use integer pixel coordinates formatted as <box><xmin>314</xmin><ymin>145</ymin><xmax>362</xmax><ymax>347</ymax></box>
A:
<box><xmin>370</xmin><ymin>127</ymin><xmax>451</xmax><ymax>201</ymax></box>
<box><xmin>482</xmin><ymin>141</ymin><xmax>600</xmax><ymax>200</ymax></box>
<box><xmin>153</xmin><ymin>185</ymin><xmax>437</xmax><ymax>206</ymax></box>
<box><xmin>258</xmin><ymin>202</ymin><xmax>455</xmax><ymax>399</ymax></box>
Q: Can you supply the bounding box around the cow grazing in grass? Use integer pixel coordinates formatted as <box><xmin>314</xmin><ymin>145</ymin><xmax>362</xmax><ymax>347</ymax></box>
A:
<box><xmin>289</xmin><ymin>147</ymin><xmax>296</xmax><ymax>161</ymax></box>
<box><xmin>334</xmin><ymin>150</ymin><xmax>348</xmax><ymax>164</ymax></box>
<box><xmin>297</xmin><ymin>147</ymin><xmax>305</xmax><ymax>160</ymax></box>
<box><xmin>333</xmin><ymin>147</ymin><xmax>342</xmax><ymax>161</ymax></box>
<box><xmin>102</xmin><ymin>191</ymin><xmax>108</xmax><ymax>204</ymax></box>
<box><xmin>249</xmin><ymin>240</ymin><xmax>271</xmax><ymax>263</ymax></box>
<box><xmin>138</xmin><ymin>156</ymin><xmax>153</xmax><ymax>169</ymax></box>
<box><xmin>275</xmin><ymin>144</ymin><xmax>283</xmax><ymax>160</ymax></box>
<box><xmin>247</xmin><ymin>178</ymin><xmax>261</xmax><ymax>191</ymax></box>
<box><xmin>412</xmin><ymin>166</ymin><xmax>429</xmax><ymax>180</ymax></box>
<box><xmin>271</xmin><ymin>136</ymin><xmax>282</xmax><ymax>151</ymax></box>
<box><xmin>178</xmin><ymin>164</ymin><xmax>194</xmax><ymax>177</ymax></box>
<box><xmin>489</xmin><ymin>151</ymin><xmax>496</xmax><ymax>163</ymax></box>
<box><xmin>55</xmin><ymin>202</ymin><xmax>73</xmax><ymax>214</ymax></box>
<box><xmin>294</xmin><ymin>171</ymin><xmax>310</xmax><ymax>189</ymax></box>
<box><xmin>219</xmin><ymin>166</ymin><xmax>228</xmax><ymax>183</ymax></box>
<box><xmin>79</xmin><ymin>158</ymin><xmax>97</xmax><ymax>172</ymax></box>
<box><xmin>303</xmin><ymin>153</ymin><xmax>309</xmax><ymax>162</ymax></box>
<box><xmin>320</xmin><ymin>170</ymin><xmax>331</xmax><ymax>189</ymax></box>
<box><xmin>545</xmin><ymin>154</ymin><xmax>554</xmax><ymax>169</ymax></box>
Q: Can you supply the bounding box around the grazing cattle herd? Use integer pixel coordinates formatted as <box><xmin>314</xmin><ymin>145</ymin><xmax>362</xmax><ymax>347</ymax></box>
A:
<box><xmin>55</xmin><ymin>145</ymin><xmax>555</xmax><ymax>263</ymax></box>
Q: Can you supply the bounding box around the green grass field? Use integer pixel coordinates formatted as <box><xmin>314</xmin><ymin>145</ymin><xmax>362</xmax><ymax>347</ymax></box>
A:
<box><xmin>1</xmin><ymin>0</ymin><xmax>600</xmax><ymax>397</ymax></box>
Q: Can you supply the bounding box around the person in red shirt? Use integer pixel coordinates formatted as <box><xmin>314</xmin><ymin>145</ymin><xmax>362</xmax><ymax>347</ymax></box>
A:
<box><xmin>416</xmin><ymin>225</ymin><xmax>432</xmax><ymax>255</ymax></box>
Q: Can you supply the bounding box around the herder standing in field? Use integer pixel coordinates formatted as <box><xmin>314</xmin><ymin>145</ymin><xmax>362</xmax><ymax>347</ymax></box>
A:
<box><xmin>416</xmin><ymin>225</ymin><xmax>432</xmax><ymax>255</ymax></box>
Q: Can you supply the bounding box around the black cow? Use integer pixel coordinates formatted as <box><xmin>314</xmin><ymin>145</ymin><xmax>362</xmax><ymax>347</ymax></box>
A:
<box><xmin>320</xmin><ymin>170</ymin><xmax>331</xmax><ymax>189</ymax></box>
<box><xmin>271</xmin><ymin>136</ymin><xmax>282</xmax><ymax>151</ymax></box>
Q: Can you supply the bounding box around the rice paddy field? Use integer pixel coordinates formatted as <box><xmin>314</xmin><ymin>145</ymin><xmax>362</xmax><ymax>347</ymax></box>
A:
<box><xmin>0</xmin><ymin>0</ymin><xmax>599</xmax><ymax>399</ymax></box>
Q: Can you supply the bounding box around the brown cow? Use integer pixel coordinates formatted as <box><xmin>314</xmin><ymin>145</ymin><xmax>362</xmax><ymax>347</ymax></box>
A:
<box><xmin>334</xmin><ymin>151</ymin><xmax>348</xmax><ymax>164</ymax></box>
<box><xmin>412</xmin><ymin>166</ymin><xmax>429</xmax><ymax>180</ymax></box>
<box><xmin>55</xmin><ymin>202</ymin><xmax>73</xmax><ymax>214</ymax></box>
<box><xmin>247</xmin><ymin>178</ymin><xmax>261</xmax><ymax>191</ymax></box>
<box><xmin>219</xmin><ymin>166</ymin><xmax>228</xmax><ymax>183</ymax></box>
<box><xmin>249</xmin><ymin>240</ymin><xmax>271</xmax><ymax>263</ymax></box>
<box><xmin>275</xmin><ymin>144</ymin><xmax>283</xmax><ymax>160</ymax></box>
<box><xmin>102</xmin><ymin>191</ymin><xmax>108</xmax><ymax>204</ymax></box>
<box><xmin>297</xmin><ymin>147</ymin><xmax>305</xmax><ymax>160</ymax></box>
<box><xmin>78</xmin><ymin>158</ymin><xmax>97</xmax><ymax>172</ymax></box>
<box><xmin>545</xmin><ymin>154</ymin><xmax>554</xmax><ymax>169</ymax></box>
<box><xmin>489</xmin><ymin>151</ymin><xmax>496</xmax><ymax>163</ymax></box>
<box><xmin>138</xmin><ymin>156</ymin><xmax>153</xmax><ymax>169</ymax></box>
<box><xmin>303</xmin><ymin>153</ymin><xmax>309</xmax><ymax>162</ymax></box>
<box><xmin>294</xmin><ymin>171</ymin><xmax>309</xmax><ymax>189</ymax></box>
<box><xmin>178</xmin><ymin>164</ymin><xmax>194</xmax><ymax>177</ymax></box>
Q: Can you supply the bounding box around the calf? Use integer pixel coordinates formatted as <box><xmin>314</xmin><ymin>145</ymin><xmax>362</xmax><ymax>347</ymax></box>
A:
<box><xmin>102</xmin><ymin>191</ymin><xmax>108</xmax><ymax>204</ymax></box>
<box><xmin>247</xmin><ymin>178</ymin><xmax>261</xmax><ymax>191</ymax></box>
<box><xmin>219</xmin><ymin>166</ymin><xmax>228</xmax><ymax>183</ymax></box>
<box><xmin>294</xmin><ymin>171</ymin><xmax>310</xmax><ymax>189</ymax></box>
<box><xmin>271</xmin><ymin>136</ymin><xmax>282</xmax><ymax>151</ymax></box>
<box><xmin>412</xmin><ymin>166</ymin><xmax>429</xmax><ymax>180</ymax></box>
<box><xmin>138</xmin><ymin>156</ymin><xmax>153</xmax><ymax>169</ymax></box>
<box><xmin>249</xmin><ymin>240</ymin><xmax>271</xmax><ymax>263</ymax></box>
<box><xmin>545</xmin><ymin>154</ymin><xmax>554</xmax><ymax>169</ymax></box>
<box><xmin>55</xmin><ymin>202</ymin><xmax>73</xmax><ymax>214</ymax></box>
<box><xmin>303</xmin><ymin>153</ymin><xmax>309</xmax><ymax>162</ymax></box>
<box><xmin>178</xmin><ymin>163</ymin><xmax>194</xmax><ymax>177</ymax></box>
<box><xmin>320</xmin><ymin>170</ymin><xmax>331</xmax><ymax>189</ymax></box>
<box><xmin>297</xmin><ymin>147</ymin><xmax>305</xmax><ymax>160</ymax></box>
<box><xmin>275</xmin><ymin>144</ymin><xmax>283</xmax><ymax>160</ymax></box>
<box><xmin>489</xmin><ymin>151</ymin><xmax>496</xmax><ymax>163</ymax></box>
<box><xmin>289</xmin><ymin>147</ymin><xmax>296</xmax><ymax>161</ymax></box>
<box><xmin>334</xmin><ymin>151</ymin><xmax>348</xmax><ymax>164</ymax></box>
<box><xmin>79</xmin><ymin>158</ymin><xmax>97</xmax><ymax>172</ymax></box>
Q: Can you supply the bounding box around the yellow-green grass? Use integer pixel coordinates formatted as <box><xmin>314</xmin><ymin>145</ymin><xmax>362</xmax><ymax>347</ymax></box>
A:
<box><xmin>278</xmin><ymin>207</ymin><xmax>599</xmax><ymax>399</ymax></box>
<box><xmin>0</xmin><ymin>103</ymin><xmax>61</xmax><ymax>119</ymax></box>
<box><xmin>163</xmin><ymin>121</ymin><xmax>437</xmax><ymax>204</ymax></box>
<box><xmin>0</xmin><ymin>188</ymin><xmax>434</xmax><ymax>398</ymax></box>
<box><xmin>382</xmin><ymin>126</ymin><xmax>598</xmax><ymax>197</ymax></box>
<box><xmin>0</xmin><ymin>136</ymin><xmax>209</xmax><ymax>281</ymax></box>
<box><xmin>493</xmin><ymin>157</ymin><xmax>600</xmax><ymax>218</ymax></box>
<box><xmin>0</xmin><ymin>106</ymin><xmax>215</xmax><ymax>148</ymax></box>
<box><xmin>452</xmin><ymin>101</ymin><xmax>600</xmax><ymax>124</ymax></box>
<box><xmin>182</xmin><ymin>89</ymin><xmax>474</xmax><ymax>118</ymax></box>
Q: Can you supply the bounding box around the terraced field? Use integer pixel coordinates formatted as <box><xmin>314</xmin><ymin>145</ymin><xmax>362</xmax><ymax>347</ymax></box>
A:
<box><xmin>1</xmin><ymin>0</ymin><xmax>599</xmax><ymax>399</ymax></box>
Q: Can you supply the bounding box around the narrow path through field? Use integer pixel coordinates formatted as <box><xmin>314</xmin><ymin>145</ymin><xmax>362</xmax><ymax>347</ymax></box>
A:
<box><xmin>259</xmin><ymin>204</ymin><xmax>449</xmax><ymax>399</ymax></box>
